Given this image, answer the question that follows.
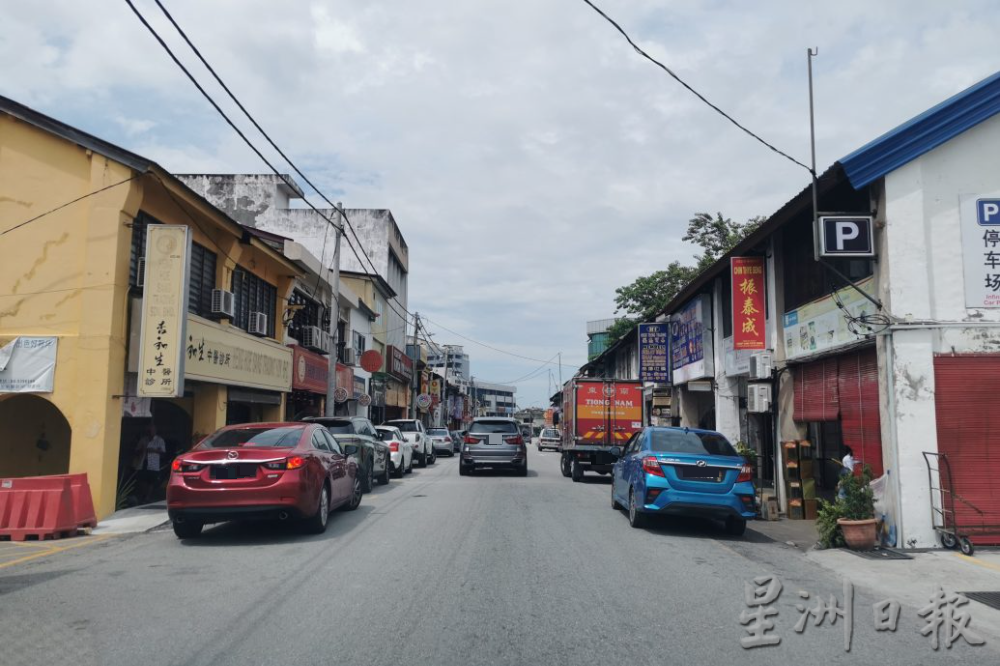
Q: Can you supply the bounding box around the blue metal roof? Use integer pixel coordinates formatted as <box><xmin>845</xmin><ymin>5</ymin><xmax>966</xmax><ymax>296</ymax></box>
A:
<box><xmin>839</xmin><ymin>70</ymin><xmax>1000</xmax><ymax>188</ymax></box>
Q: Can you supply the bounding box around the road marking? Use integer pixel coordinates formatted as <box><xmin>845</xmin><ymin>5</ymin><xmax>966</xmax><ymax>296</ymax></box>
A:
<box><xmin>954</xmin><ymin>553</ymin><xmax>1000</xmax><ymax>573</ymax></box>
<box><xmin>0</xmin><ymin>536</ymin><xmax>112</xmax><ymax>570</ymax></box>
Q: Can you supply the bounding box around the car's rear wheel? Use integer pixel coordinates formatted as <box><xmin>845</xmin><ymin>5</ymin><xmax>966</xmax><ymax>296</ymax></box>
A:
<box><xmin>172</xmin><ymin>519</ymin><xmax>203</xmax><ymax>539</ymax></box>
<box><xmin>517</xmin><ymin>464</ymin><xmax>528</xmax><ymax>477</ymax></box>
<box><xmin>341</xmin><ymin>475</ymin><xmax>362</xmax><ymax>511</ymax></box>
<box><xmin>418</xmin><ymin>451</ymin><xmax>427</xmax><ymax>468</ymax></box>
<box><xmin>378</xmin><ymin>459</ymin><xmax>391</xmax><ymax>486</ymax></box>
<box><xmin>429</xmin><ymin>453</ymin><xmax>437</xmax><ymax>465</ymax></box>
<box><xmin>303</xmin><ymin>485</ymin><xmax>330</xmax><ymax>534</ymax></box>
<box><xmin>362</xmin><ymin>461</ymin><xmax>374</xmax><ymax>493</ymax></box>
<box><xmin>406</xmin><ymin>456</ymin><xmax>413</xmax><ymax>474</ymax></box>
<box><xmin>628</xmin><ymin>488</ymin><xmax>647</xmax><ymax>528</ymax></box>
<box><xmin>536</xmin><ymin>443</ymin><xmax>542</xmax><ymax>452</ymax></box>
<box><xmin>571</xmin><ymin>459</ymin><xmax>583</xmax><ymax>483</ymax></box>
<box><xmin>611</xmin><ymin>483</ymin><xmax>621</xmax><ymax>510</ymax></box>
<box><xmin>393</xmin><ymin>460</ymin><xmax>404</xmax><ymax>479</ymax></box>
<box><xmin>459</xmin><ymin>464</ymin><xmax>469</xmax><ymax>476</ymax></box>
<box><xmin>725</xmin><ymin>516</ymin><xmax>747</xmax><ymax>536</ymax></box>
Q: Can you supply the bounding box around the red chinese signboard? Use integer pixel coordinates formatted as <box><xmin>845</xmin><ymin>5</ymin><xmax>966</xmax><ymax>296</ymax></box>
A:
<box><xmin>731</xmin><ymin>257</ymin><xmax>766</xmax><ymax>350</ymax></box>
<box><xmin>360</xmin><ymin>349</ymin><xmax>383</xmax><ymax>373</ymax></box>
<box><xmin>292</xmin><ymin>345</ymin><xmax>329</xmax><ymax>394</ymax></box>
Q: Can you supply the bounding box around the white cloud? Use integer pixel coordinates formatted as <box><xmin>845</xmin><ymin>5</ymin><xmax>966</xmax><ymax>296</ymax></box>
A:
<box><xmin>2</xmin><ymin>0</ymin><xmax>998</xmax><ymax>406</ymax></box>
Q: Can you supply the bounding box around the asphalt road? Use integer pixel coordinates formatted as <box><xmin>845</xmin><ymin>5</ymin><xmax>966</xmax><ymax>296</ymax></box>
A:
<box><xmin>0</xmin><ymin>448</ymin><xmax>992</xmax><ymax>665</ymax></box>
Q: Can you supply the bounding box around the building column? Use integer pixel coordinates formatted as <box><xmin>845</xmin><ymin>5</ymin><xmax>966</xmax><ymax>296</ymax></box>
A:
<box><xmin>192</xmin><ymin>384</ymin><xmax>227</xmax><ymax>440</ymax></box>
<box><xmin>260</xmin><ymin>394</ymin><xmax>286</xmax><ymax>422</ymax></box>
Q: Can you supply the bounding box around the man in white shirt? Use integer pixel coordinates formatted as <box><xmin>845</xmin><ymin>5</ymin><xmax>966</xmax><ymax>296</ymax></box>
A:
<box><xmin>135</xmin><ymin>424</ymin><xmax>166</xmax><ymax>502</ymax></box>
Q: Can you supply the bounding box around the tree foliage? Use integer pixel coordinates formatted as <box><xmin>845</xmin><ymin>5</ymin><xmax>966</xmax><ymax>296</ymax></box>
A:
<box><xmin>606</xmin><ymin>212</ymin><xmax>763</xmax><ymax>343</ymax></box>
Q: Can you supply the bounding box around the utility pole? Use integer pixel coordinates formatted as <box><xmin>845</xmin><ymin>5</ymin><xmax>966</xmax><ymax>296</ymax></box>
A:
<box><xmin>410</xmin><ymin>312</ymin><xmax>420</xmax><ymax>419</ymax></box>
<box><xmin>808</xmin><ymin>47</ymin><xmax>820</xmax><ymax>261</ymax></box>
<box><xmin>441</xmin><ymin>344</ymin><xmax>450</xmax><ymax>427</ymax></box>
<box><xmin>558</xmin><ymin>352</ymin><xmax>563</xmax><ymax>389</ymax></box>
<box><xmin>324</xmin><ymin>204</ymin><xmax>344</xmax><ymax>417</ymax></box>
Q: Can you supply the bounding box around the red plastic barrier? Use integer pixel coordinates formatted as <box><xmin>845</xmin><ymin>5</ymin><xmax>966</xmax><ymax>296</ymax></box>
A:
<box><xmin>64</xmin><ymin>473</ymin><xmax>97</xmax><ymax>529</ymax></box>
<box><xmin>0</xmin><ymin>476</ymin><xmax>78</xmax><ymax>541</ymax></box>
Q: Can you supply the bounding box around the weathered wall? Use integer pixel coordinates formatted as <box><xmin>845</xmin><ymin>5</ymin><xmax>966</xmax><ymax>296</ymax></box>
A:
<box><xmin>881</xmin><ymin>111</ymin><xmax>1000</xmax><ymax>547</ymax></box>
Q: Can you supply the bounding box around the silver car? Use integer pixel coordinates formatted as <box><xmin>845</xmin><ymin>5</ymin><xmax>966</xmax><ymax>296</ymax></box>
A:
<box><xmin>536</xmin><ymin>427</ymin><xmax>562</xmax><ymax>452</ymax></box>
<box><xmin>459</xmin><ymin>417</ymin><xmax>527</xmax><ymax>476</ymax></box>
<box><xmin>426</xmin><ymin>427</ymin><xmax>454</xmax><ymax>457</ymax></box>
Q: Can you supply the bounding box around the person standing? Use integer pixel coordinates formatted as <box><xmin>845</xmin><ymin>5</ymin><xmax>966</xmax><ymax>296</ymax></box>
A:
<box><xmin>841</xmin><ymin>446</ymin><xmax>856</xmax><ymax>477</ymax></box>
<box><xmin>135</xmin><ymin>424</ymin><xmax>166</xmax><ymax>502</ymax></box>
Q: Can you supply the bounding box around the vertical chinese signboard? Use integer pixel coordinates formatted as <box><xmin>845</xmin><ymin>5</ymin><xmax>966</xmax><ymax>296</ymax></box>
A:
<box><xmin>638</xmin><ymin>322</ymin><xmax>669</xmax><ymax>383</ymax></box>
<box><xmin>961</xmin><ymin>194</ymin><xmax>1000</xmax><ymax>308</ymax></box>
<box><xmin>731</xmin><ymin>256</ymin><xmax>766</xmax><ymax>350</ymax></box>
<box><xmin>138</xmin><ymin>225</ymin><xmax>191</xmax><ymax>398</ymax></box>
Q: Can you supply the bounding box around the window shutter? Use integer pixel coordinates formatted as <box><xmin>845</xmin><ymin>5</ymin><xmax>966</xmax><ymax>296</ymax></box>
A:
<box><xmin>793</xmin><ymin>358</ymin><xmax>839</xmax><ymax>422</ymax></box>
<box><xmin>838</xmin><ymin>349</ymin><xmax>883</xmax><ymax>477</ymax></box>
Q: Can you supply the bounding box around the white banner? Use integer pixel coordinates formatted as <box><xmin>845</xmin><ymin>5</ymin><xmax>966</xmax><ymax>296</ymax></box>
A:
<box><xmin>960</xmin><ymin>193</ymin><xmax>1000</xmax><ymax>308</ymax></box>
<box><xmin>138</xmin><ymin>225</ymin><xmax>191</xmax><ymax>398</ymax></box>
<box><xmin>0</xmin><ymin>337</ymin><xmax>57</xmax><ymax>393</ymax></box>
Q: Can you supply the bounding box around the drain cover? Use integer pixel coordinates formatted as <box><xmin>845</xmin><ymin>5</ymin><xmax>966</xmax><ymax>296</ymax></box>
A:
<box><xmin>846</xmin><ymin>547</ymin><xmax>913</xmax><ymax>560</ymax></box>
<box><xmin>961</xmin><ymin>592</ymin><xmax>1000</xmax><ymax>610</ymax></box>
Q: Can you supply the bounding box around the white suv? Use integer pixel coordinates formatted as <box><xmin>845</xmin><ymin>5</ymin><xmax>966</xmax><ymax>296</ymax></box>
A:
<box><xmin>383</xmin><ymin>419</ymin><xmax>435</xmax><ymax>467</ymax></box>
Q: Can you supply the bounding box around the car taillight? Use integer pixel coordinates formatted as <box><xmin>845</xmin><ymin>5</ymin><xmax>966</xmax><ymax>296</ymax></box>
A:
<box><xmin>171</xmin><ymin>459</ymin><xmax>203</xmax><ymax>473</ymax></box>
<box><xmin>642</xmin><ymin>456</ymin><xmax>664</xmax><ymax>477</ymax></box>
<box><xmin>389</xmin><ymin>442</ymin><xmax>399</xmax><ymax>452</ymax></box>
<box><xmin>464</xmin><ymin>435</ymin><xmax>480</xmax><ymax>444</ymax></box>
<box><xmin>503</xmin><ymin>435</ymin><xmax>524</xmax><ymax>446</ymax></box>
<box><xmin>286</xmin><ymin>456</ymin><xmax>306</xmax><ymax>470</ymax></box>
<box><xmin>736</xmin><ymin>463</ymin><xmax>753</xmax><ymax>483</ymax></box>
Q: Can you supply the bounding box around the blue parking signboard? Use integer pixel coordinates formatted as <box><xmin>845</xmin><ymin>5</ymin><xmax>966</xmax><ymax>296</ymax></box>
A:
<box><xmin>638</xmin><ymin>322</ymin><xmax>669</xmax><ymax>383</ymax></box>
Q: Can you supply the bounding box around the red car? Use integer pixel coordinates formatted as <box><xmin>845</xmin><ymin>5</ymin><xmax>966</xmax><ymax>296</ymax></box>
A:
<box><xmin>167</xmin><ymin>422</ymin><xmax>362</xmax><ymax>539</ymax></box>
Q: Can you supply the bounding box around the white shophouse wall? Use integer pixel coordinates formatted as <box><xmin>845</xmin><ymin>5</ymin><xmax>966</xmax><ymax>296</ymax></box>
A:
<box><xmin>880</xmin><ymin>111</ymin><xmax>1000</xmax><ymax>547</ymax></box>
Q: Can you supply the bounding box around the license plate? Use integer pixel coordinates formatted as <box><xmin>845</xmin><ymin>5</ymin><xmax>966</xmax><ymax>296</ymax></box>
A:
<box><xmin>211</xmin><ymin>464</ymin><xmax>257</xmax><ymax>480</ymax></box>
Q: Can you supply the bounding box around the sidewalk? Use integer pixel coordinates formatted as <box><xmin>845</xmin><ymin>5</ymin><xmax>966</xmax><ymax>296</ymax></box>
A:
<box><xmin>91</xmin><ymin>501</ymin><xmax>170</xmax><ymax>536</ymax></box>
<box><xmin>747</xmin><ymin>517</ymin><xmax>818</xmax><ymax>550</ymax></box>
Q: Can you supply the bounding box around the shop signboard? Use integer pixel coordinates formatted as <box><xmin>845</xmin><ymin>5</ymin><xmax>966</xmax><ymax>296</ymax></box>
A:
<box><xmin>723</xmin><ymin>336</ymin><xmax>752</xmax><ymax>376</ymax></box>
<box><xmin>138</xmin><ymin>225</ymin><xmax>190</xmax><ymax>398</ymax></box>
<box><xmin>292</xmin><ymin>345</ymin><xmax>328</xmax><ymax>394</ymax></box>
<box><xmin>670</xmin><ymin>294</ymin><xmax>714</xmax><ymax>384</ymax></box>
<box><xmin>782</xmin><ymin>277</ymin><xmax>875</xmax><ymax>360</ymax></box>
<box><xmin>638</xmin><ymin>322</ymin><xmax>669</xmax><ymax>383</ymax></box>
<box><xmin>960</xmin><ymin>193</ymin><xmax>1000</xmax><ymax>308</ymax></box>
<box><xmin>386</xmin><ymin>345</ymin><xmax>414</xmax><ymax>383</ymax></box>
<box><xmin>353</xmin><ymin>376</ymin><xmax>366</xmax><ymax>399</ymax></box>
<box><xmin>731</xmin><ymin>256</ymin><xmax>766</xmax><ymax>350</ymax></box>
<box><xmin>0</xmin><ymin>337</ymin><xmax>58</xmax><ymax>393</ymax></box>
<box><xmin>185</xmin><ymin>315</ymin><xmax>292</xmax><ymax>392</ymax></box>
<box><xmin>336</xmin><ymin>363</ymin><xmax>354</xmax><ymax>397</ymax></box>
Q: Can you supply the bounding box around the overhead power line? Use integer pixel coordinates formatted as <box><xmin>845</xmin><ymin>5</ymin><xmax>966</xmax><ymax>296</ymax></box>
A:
<box><xmin>124</xmin><ymin>0</ymin><xmax>412</xmax><ymax>327</ymax></box>
<box><xmin>420</xmin><ymin>314</ymin><xmax>579</xmax><ymax>367</ymax></box>
<box><xmin>580</xmin><ymin>0</ymin><xmax>811</xmax><ymax>173</ymax></box>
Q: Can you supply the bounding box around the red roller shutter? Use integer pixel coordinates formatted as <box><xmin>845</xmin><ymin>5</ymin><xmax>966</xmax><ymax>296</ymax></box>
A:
<box><xmin>793</xmin><ymin>357</ymin><xmax>839</xmax><ymax>422</ymax></box>
<box><xmin>933</xmin><ymin>355</ymin><xmax>1000</xmax><ymax>545</ymax></box>
<box><xmin>838</xmin><ymin>349</ymin><xmax>883</xmax><ymax>477</ymax></box>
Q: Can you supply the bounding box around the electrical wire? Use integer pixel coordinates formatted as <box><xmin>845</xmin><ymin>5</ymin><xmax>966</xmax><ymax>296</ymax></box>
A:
<box><xmin>1</xmin><ymin>174</ymin><xmax>143</xmax><ymax>237</ymax></box>
<box><xmin>580</xmin><ymin>0</ymin><xmax>811</xmax><ymax>173</ymax></box>
<box><xmin>420</xmin><ymin>314</ymin><xmax>579</xmax><ymax>366</ymax></box>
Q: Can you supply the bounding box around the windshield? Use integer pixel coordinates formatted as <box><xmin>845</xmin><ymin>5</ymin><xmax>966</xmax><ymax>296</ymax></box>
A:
<box><xmin>428</xmin><ymin>428</ymin><xmax>449</xmax><ymax>436</ymax></box>
<box><xmin>541</xmin><ymin>429</ymin><xmax>560</xmax><ymax>438</ymax></box>
<box><xmin>470</xmin><ymin>420</ymin><xmax>518</xmax><ymax>434</ymax></box>
<box><xmin>376</xmin><ymin>429</ymin><xmax>398</xmax><ymax>442</ymax></box>
<box><xmin>198</xmin><ymin>426</ymin><xmax>304</xmax><ymax>449</ymax></box>
<box><xmin>387</xmin><ymin>420</ymin><xmax>419</xmax><ymax>432</ymax></box>
<box><xmin>649</xmin><ymin>430</ymin><xmax>738</xmax><ymax>457</ymax></box>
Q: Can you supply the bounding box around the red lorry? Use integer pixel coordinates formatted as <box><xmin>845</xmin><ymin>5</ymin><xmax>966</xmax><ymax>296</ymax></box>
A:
<box><xmin>560</xmin><ymin>378</ymin><xmax>644</xmax><ymax>482</ymax></box>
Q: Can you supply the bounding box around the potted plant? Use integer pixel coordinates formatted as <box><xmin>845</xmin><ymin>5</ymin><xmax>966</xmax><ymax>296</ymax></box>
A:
<box><xmin>735</xmin><ymin>441</ymin><xmax>758</xmax><ymax>474</ymax></box>
<box><xmin>835</xmin><ymin>464</ymin><xmax>877</xmax><ymax>550</ymax></box>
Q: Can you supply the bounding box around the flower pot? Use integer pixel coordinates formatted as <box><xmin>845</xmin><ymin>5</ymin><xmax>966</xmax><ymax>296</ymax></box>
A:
<box><xmin>837</xmin><ymin>518</ymin><xmax>877</xmax><ymax>550</ymax></box>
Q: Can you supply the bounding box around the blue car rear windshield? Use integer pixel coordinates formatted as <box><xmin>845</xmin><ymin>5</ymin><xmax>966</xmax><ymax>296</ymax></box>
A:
<box><xmin>649</xmin><ymin>430</ymin><xmax>737</xmax><ymax>457</ymax></box>
<box><xmin>199</xmin><ymin>427</ymin><xmax>303</xmax><ymax>449</ymax></box>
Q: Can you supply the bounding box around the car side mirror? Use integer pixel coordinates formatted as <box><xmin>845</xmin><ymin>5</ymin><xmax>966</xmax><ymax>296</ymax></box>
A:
<box><xmin>610</xmin><ymin>446</ymin><xmax>623</xmax><ymax>458</ymax></box>
<box><xmin>343</xmin><ymin>444</ymin><xmax>359</xmax><ymax>457</ymax></box>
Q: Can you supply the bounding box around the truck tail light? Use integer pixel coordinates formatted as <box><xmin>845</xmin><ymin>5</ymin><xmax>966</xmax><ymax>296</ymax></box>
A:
<box><xmin>642</xmin><ymin>456</ymin><xmax>665</xmax><ymax>478</ymax></box>
<box><xmin>736</xmin><ymin>463</ymin><xmax>753</xmax><ymax>483</ymax></box>
<box><xmin>389</xmin><ymin>442</ymin><xmax>399</xmax><ymax>452</ymax></box>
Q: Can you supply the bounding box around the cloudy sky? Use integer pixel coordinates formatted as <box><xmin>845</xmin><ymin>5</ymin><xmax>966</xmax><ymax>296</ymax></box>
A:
<box><xmin>3</xmin><ymin>0</ymin><xmax>998</xmax><ymax>407</ymax></box>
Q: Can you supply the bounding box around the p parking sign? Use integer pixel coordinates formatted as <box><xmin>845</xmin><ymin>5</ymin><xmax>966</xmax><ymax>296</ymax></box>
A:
<box><xmin>976</xmin><ymin>199</ymin><xmax>1000</xmax><ymax>225</ymax></box>
<box><xmin>819</xmin><ymin>216</ymin><xmax>874</xmax><ymax>258</ymax></box>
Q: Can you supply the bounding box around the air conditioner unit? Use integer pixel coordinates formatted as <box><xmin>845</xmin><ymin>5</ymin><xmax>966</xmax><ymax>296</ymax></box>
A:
<box><xmin>343</xmin><ymin>348</ymin><xmax>357</xmax><ymax>366</ymax></box>
<box><xmin>136</xmin><ymin>257</ymin><xmax>146</xmax><ymax>288</ymax></box>
<box><xmin>749</xmin><ymin>351</ymin><xmax>773</xmax><ymax>380</ymax></box>
<box><xmin>747</xmin><ymin>384</ymin><xmax>772</xmax><ymax>413</ymax></box>
<box><xmin>248</xmin><ymin>312</ymin><xmax>268</xmax><ymax>337</ymax></box>
<box><xmin>210</xmin><ymin>289</ymin><xmax>235</xmax><ymax>318</ymax></box>
<box><xmin>299</xmin><ymin>325</ymin><xmax>331</xmax><ymax>354</ymax></box>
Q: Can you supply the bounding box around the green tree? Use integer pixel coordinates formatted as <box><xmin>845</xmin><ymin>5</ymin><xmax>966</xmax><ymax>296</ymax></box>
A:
<box><xmin>605</xmin><ymin>212</ymin><xmax>763</xmax><ymax>344</ymax></box>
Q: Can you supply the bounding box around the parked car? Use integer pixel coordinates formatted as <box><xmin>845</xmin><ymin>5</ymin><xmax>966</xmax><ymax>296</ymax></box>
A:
<box><xmin>384</xmin><ymin>419</ymin><xmax>434</xmax><ymax>467</ymax></box>
<box><xmin>537</xmin><ymin>427</ymin><xmax>562</xmax><ymax>452</ymax></box>
<box><xmin>610</xmin><ymin>426</ymin><xmax>754</xmax><ymax>534</ymax></box>
<box><xmin>376</xmin><ymin>425</ymin><xmax>413</xmax><ymax>478</ymax></box>
<box><xmin>459</xmin><ymin>417</ymin><xmax>527</xmax><ymax>476</ymax></box>
<box><xmin>450</xmin><ymin>431</ymin><xmax>463</xmax><ymax>453</ymax></box>
<box><xmin>426</xmin><ymin>427</ymin><xmax>454</xmax><ymax>457</ymax></box>
<box><xmin>166</xmin><ymin>422</ymin><xmax>362</xmax><ymax>539</ymax></box>
<box><xmin>303</xmin><ymin>416</ymin><xmax>390</xmax><ymax>492</ymax></box>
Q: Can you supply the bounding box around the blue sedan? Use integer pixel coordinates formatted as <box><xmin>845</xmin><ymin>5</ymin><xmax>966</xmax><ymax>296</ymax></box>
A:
<box><xmin>611</xmin><ymin>427</ymin><xmax>755</xmax><ymax>535</ymax></box>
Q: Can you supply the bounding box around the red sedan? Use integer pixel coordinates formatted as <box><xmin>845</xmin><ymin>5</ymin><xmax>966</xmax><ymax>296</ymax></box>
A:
<box><xmin>167</xmin><ymin>422</ymin><xmax>362</xmax><ymax>539</ymax></box>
